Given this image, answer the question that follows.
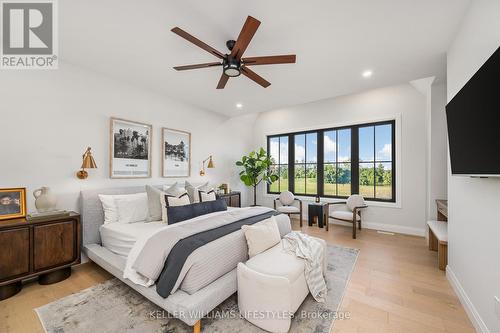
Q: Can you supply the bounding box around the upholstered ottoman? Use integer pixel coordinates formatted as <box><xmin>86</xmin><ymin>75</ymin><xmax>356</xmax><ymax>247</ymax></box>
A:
<box><xmin>237</xmin><ymin>238</ymin><xmax>327</xmax><ymax>333</ymax></box>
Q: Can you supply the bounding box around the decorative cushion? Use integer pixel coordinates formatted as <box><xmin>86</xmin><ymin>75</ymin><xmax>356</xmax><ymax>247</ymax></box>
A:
<box><xmin>199</xmin><ymin>190</ymin><xmax>217</xmax><ymax>202</ymax></box>
<box><xmin>330</xmin><ymin>210</ymin><xmax>360</xmax><ymax>221</ymax></box>
<box><xmin>162</xmin><ymin>182</ymin><xmax>186</xmax><ymax>197</ymax></box>
<box><xmin>279</xmin><ymin>191</ymin><xmax>295</xmax><ymax>206</ymax></box>
<box><xmin>98</xmin><ymin>193</ymin><xmax>147</xmax><ymax>224</ymax></box>
<box><xmin>160</xmin><ymin>192</ymin><xmax>190</xmax><ymax>223</ymax></box>
<box><xmin>166</xmin><ymin>199</ymin><xmax>228</xmax><ymax>225</ymax></box>
<box><xmin>115</xmin><ymin>193</ymin><xmax>149</xmax><ymax>224</ymax></box>
<box><xmin>346</xmin><ymin>194</ymin><xmax>365</xmax><ymax>212</ymax></box>
<box><xmin>185</xmin><ymin>181</ymin><xmax>210</xmax><ymax>203</ymax></box>
<box><xmin>277</xmin><ymin>206</ymin><xmax>300</xmax><ymax>214</ymax></box>
<box><xmin>241</xmin><ymin>216</ymin><xmax>281</xmax><ymax>258</ymax></box>
<box><xmin>145</xmin><ymin>185</ymin><xmax>165</xmax><ymax>221</ymax></box>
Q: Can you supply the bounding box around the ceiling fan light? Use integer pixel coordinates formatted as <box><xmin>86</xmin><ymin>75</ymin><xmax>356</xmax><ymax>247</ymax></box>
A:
<box><xmin>223</xmin><ymin>57</ymin><xmax>241</xmax><ymax>77</ymax></box>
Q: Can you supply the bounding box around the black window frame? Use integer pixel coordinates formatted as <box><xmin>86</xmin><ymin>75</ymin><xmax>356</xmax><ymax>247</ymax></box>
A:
<box><xmin>267</xmin><ymin>120</ymin><xmax>396</xmax><ymax>203</ymax></box>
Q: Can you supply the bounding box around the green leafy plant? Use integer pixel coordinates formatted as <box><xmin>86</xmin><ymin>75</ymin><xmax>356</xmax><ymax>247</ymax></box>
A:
<box><xmin>236</xmin><ymin>148</ymin><xmax>278</xmax><ymax>206</ymax></box>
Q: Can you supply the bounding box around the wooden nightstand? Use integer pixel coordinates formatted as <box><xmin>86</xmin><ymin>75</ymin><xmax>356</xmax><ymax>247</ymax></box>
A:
<box><xmin>217</xmin><ymin>191</ymin><xmax>241</xmax><ymax>208</ymax></box>
<box><xmin>0</xmin><ymin>212</ymin><xmax>81</xmax><ymax>300</ymax></box>
<box><xmin>308</xmin><ymin>202</ymin><xmax>329</xmax><ymax>231</ymax></box>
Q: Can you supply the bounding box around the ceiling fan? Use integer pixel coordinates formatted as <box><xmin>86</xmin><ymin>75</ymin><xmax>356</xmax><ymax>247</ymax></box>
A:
<box><xmin>171</xmin><ymin>16</ymin><xmax>296</xmax><ymax>89</ymax></box>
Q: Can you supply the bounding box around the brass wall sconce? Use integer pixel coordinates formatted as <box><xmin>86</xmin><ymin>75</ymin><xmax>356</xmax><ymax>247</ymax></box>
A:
<box><xmin>77</xmin><ymin>147</ymin><xmax>97</xmax><ymax>179</ymax></box>
<box><xmin>200</xmin><ymin>155</ymin><xmax>214</xmax><ymax>176</ymax></box>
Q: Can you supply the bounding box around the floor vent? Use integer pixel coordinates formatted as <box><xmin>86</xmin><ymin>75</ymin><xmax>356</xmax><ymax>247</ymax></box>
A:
<box><xmin>377</xmin><ymin>230</ymin><xmax>395</xmax><ymax>235</ymax></box>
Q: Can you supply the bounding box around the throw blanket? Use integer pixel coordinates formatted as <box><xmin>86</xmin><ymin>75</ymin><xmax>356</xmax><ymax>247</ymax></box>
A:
<box><xmin>124</xmin><ymin>207</ymin><xmax>274</xmax><ymax>288</ymax></box>
<box><xmin>155</xmin><ymin>210</ymin><xmax>278</xmax><ymax>298</ymax></box>
<box><xmin>282</xmin><ymin>231</ymin><xmax>327</xmax><ymax>302</ymax></box>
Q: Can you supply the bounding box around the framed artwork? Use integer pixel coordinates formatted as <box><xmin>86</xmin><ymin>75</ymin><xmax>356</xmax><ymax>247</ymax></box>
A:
<box><xmin>0</xmin><ymin>188</ymin><xmax>27</xmax><ymax>220</ymax></box>
<box><xmin>162</xmin><ymin>127</ymin><xmax>191</xmax><ymax>177</ymax></box>
<box><xmin>110</xmin><ymin>118</ymin><xmax>152</xmax><ymax>178</ymax></box>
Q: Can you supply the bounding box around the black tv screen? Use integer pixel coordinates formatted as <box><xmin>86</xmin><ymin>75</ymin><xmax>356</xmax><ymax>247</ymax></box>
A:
<box><xmin>446</xmin><ymin>46</ymin><xmax>500</xmax><ymax>176</ymax></box>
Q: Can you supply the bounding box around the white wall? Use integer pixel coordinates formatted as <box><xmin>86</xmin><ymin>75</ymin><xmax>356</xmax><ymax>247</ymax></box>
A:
<box><xmin>429</xmin><ymin>83</ymin><xmax>448</xmax><ymax>219</ymax></box>
<box><xmin>0</xmin><ymin>62</ymin><xmax>254</xmax><ymax>212</ymax></box>
<box><xmin>446</xmin><ymin>1</ymin><xmax>500</xmax><ymax>332</ymax></box>
<box><xmin>253</xmin><ymin>83</ymin><xmax>428</xmax><ymax>235</ymax></box>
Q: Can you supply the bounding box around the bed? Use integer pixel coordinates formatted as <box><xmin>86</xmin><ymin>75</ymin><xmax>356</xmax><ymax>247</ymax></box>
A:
<box><xmin>80</xmin><ymin>185</ymin><xmax>291</xmax><ymax>333</ymax></box>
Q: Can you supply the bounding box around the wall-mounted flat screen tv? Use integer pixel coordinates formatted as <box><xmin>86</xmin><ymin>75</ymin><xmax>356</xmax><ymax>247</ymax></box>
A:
<box><xmin>446</xmin><ymin>46</ymin><xmax>500</xmax><ymax>176</ymax></box>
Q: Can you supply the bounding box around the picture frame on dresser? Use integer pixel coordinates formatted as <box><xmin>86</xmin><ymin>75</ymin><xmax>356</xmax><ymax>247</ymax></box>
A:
<box><xmin>110</xmin><ymin>117</ymin><xmax>152</xmax><ymax>179</ymax></box>
<box><xmin>0</xmin><ymin>188</ymin><xmax>26</xmax><ymax>221</ymax></box>
<box><xmin>162</xmin><ymin>127</ymin><xmax>191</xmax><ymax>177</ymax></box>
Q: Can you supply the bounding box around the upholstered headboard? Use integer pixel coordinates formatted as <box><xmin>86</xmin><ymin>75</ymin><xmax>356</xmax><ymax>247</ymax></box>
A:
<box><xmin>80</xmin><ymin>185</ymin><xmax>159</xmax><ymax>246</ymax></box>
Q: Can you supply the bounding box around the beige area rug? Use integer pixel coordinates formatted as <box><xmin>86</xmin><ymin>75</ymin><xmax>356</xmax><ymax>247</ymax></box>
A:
<box><xmin>36</xmin><ymin>245</ymin><xmax>359</xmax><ymax>333</ymax></box>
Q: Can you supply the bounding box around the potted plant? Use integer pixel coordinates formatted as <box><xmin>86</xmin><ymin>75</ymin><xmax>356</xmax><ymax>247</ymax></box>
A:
<box><xmin>236</xmin><ymin>148</ymin><xmax>278</xmax><ymax>206</ymax></box>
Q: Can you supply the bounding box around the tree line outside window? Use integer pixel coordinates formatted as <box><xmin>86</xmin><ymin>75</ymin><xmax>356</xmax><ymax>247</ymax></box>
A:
<box><xmin>268</xmin><ymin>120</ymin><xmax>395</xmax><ymax>202</ymax></box>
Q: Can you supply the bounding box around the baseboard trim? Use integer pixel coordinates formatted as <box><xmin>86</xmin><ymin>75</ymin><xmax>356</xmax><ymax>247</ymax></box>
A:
<box><xmin>328</xmin><ymin>220</ymin><xmax>425</xmax><ymax>237</ymax></box>
<box><xmin>446</xmin><ymin>266</ymin><xmax>490</xmax><ymax>333</ymax></box>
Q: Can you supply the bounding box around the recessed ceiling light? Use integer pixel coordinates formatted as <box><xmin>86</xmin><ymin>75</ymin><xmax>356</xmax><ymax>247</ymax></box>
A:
<box><xmin>362</xmin><ymin>70</ymin><xmax>373</xmax><ymax>78</ymax></box>
<box><xmin>236</xmin><ymin>103</ymin><xmax>243</xmax><ymax>109</ymax></box>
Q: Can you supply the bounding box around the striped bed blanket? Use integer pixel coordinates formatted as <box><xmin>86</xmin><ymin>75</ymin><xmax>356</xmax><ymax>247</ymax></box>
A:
<box><xmin>282</xmin><ymin>231</ymin><xmax>328</xmax><ymax>302</ymax></box>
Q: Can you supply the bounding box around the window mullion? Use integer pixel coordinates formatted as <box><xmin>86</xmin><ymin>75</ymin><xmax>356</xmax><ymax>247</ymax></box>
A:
<box><xmin>352</xmin><ymin>126</ymin><xmax>359</xmax><ymax>195</ymax></box>
<box><xmin>288</xmin><ymin>134</ymin><xmax>295</xmax><ymax>193</ymax></box>
<box><xmin>317</xmin><ymin>130</ymin><xmax>324</xmax><ymax>197</ymax></box>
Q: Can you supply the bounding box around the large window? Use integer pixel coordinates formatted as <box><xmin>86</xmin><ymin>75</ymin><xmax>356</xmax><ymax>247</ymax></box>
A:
<box><xmin>267</xmin><ymin>120</ymin><xmax>395</xmax><ymax>202</ymax></box>
<box><xmin>268</xmin><ymin>136</ymin><xmax>289</xmax><ymax>193</ymax></box>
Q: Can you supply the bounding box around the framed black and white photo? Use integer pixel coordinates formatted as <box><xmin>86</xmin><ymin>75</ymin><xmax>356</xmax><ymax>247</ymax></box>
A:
<box><xmin>0</xmin><ymin>188</ymin><xmax>26</xmax><ymax>221</ymax></box>
<box><xmin>110</xmin><ymin>118</ymin><xmax>152</xmax><ymax>178</ymax></box>
<box><xmin>162</xmin><ymin>128</ymin><xmax>191</xmax><ymax>177</ymax></box>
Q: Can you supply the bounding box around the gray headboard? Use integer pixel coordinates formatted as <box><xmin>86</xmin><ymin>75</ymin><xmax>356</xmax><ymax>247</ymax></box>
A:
<box><xmin>80</xmin><ymin>185</ymin><xmax>160</xmax><ymax>246</ymax></box>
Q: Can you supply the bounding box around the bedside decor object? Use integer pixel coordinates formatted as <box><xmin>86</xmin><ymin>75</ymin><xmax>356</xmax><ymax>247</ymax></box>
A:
<box><xmin>76</xmin><ymin>147</ymin><xmax>97</xmax><ymax>179</ymax></box>
<box><xmin>199</xmin><ymin>155</ymin><xmax>214</xmax><ymax>176</ymax></box>
<box><xmin>0</xmin><ymin>188</ymin><xmax>26</xmax><ymax>221</ymax></box>
<box><xmin>236</xmin><ymin>148</ymin><xmax>278</xmax><ymax>206</ymax></box>
<box><xmin>218</xmin><ymin>183</ymin><xmax>229</xmax><ymax>194</ymax></box>
<box><xmin>33</xmin><ymin>187</ymin><xmax>57</xmax><ymax>213</ymax></box>
<box><xmin>162</xmin><ymin>128</ymin><xmax>191</xmax><ymax>177</ymax></box>
<box><xmin>315</xmin><ymin>196</ymin><xmax>320</xmax><ymax>203</ymax></box>
<box><xmin>27</xmin><ymin>210</ymin><xmax>70</xmax><ymax>221</ymax></box>
<box><xmin>0</xmin><ymin>212</ymin><xmax>81</xmax><ymax>300</ymax></box>
<box><xmin>110</xmin><ymin>117</ymin><xmax>152</xmax><ymax>179</ymax></box>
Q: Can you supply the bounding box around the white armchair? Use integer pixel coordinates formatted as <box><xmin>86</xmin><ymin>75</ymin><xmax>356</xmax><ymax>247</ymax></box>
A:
<box><xmin>273</xmin><ymin>191</ymin><xmax>302</xmax><ymax>227</ymax></box>
<box><xmin>328</xmin><ymin>195</ymin><xmax>367</xmax><ymax>239</ymax></box>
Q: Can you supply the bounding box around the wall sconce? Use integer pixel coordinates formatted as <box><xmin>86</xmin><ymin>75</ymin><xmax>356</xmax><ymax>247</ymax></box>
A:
<box><xmin>200</xmin><ymin>155</ymin><xmax>214</xmax><ymax>176</ymax></box>
<box><xmin>77</xmin><ymin>147</ymin><xmax>97</xmax><ymax>179</ymax></box>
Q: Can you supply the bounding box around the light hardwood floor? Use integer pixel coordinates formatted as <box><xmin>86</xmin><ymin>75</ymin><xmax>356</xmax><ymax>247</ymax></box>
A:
<box><xmin>0</xmin><ymin>222</ymin><xmax>475</xmax><ymax>333</ymax></box>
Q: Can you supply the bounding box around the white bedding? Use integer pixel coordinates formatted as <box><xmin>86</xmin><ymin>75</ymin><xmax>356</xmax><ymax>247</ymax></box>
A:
<box><xmin>100</xmin><ymin>221</ymin><xmax>164</xmax><ymax>257</ymax></box>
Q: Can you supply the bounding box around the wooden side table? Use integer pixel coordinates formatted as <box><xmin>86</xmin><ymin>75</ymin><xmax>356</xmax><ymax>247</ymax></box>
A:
<box><xmin>0</xmin><ymin>212</ymin><xmax>81</xmax><ymax>300</ymax></box>
<box><xmin>217</xmin><ymin>191</ymin><xmax>241</xmax><ymax>208</ymax></box>
<box><xmin>308</xmin><ymin>203</ymin><xmax>329</xmax><ymax>231</ymax></box>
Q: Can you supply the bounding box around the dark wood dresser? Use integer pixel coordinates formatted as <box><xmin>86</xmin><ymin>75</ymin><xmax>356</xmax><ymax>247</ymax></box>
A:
<box><xmin>217</xmin><ymin>191</ymin><xmax>241</xmax><ymax>207</ymax></box>
<box><xmin>0</xmin><ymin>212</ymin><xmax>81</xmax><ymax>300</ymax></box>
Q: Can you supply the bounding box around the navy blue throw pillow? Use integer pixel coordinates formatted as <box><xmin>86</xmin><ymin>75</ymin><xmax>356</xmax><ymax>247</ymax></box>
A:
<box><xmin>166</xmin><ymin>199</ymin><xmax>228</xmax><ymax>225</ymax></box>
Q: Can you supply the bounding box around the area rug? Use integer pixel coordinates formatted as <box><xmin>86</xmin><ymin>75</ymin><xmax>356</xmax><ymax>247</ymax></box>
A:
<box><xmin>35</xmin><ymin>245</ymin><xmax>358</xmax><ymax>333</ymax></box>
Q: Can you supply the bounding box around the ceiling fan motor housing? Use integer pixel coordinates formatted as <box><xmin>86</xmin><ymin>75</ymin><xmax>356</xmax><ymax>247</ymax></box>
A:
<box><xmin>223</xmin><ymin>56</ymin><xmax>241</xmax><ymax>77</ymax></box>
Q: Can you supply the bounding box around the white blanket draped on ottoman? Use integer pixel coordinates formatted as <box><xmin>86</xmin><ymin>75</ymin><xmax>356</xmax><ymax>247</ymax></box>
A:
<box><xmin>282</xmin><ymin>231</ymin><xmax>327</xmax><ymax>302</ymax></box>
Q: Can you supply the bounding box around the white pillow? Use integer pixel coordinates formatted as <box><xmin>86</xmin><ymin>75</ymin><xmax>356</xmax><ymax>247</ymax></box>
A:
<box><xmin>163</xmin><ymin>182</ymin><xmax>186</xmax><ymax>197</ymax></box>
<box><xmin>98</xmin><ymin>193</ymin><xmax>147</xmax><ymax>224</ymax></box>
<box><xmin>185</xmin><ymin>181</ymin><xmax>210</xmax><ymax>203</ymax></box>
<box><xmin>199</xmin><ymin>190</ymin><xmax>217</xmax><ymax>202</ymax></box>
<box><xmin>115</xmin><ymin>193</ymin><xmax>149</xmax><ymax>224</ymax></box>
<box><xmin>160</xmin><ymin>192</ymin><xmax>191</xmax><ymax>223</ymax></box>
<box><xmin>241</xmin><ymin>216</ymin><xmax>281</xmax><ymax>258</ymax></box>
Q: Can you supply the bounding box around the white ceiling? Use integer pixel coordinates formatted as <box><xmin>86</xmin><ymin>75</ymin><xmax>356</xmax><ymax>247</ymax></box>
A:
<box><xmin>60</xmin><ymin>0</ymin><xmax>470</xmax><ymax>117</ymax></box>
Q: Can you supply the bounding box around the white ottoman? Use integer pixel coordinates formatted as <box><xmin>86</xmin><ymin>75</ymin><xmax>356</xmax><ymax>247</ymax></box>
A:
<box><xmin>237</xmin><ymin>238</ymin><xmax>327</xmax><ymax>333</ymax></box>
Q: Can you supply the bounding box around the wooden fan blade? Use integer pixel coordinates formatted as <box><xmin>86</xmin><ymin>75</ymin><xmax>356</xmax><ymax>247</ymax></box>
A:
<box><xmin>174</xmin><ymin>62</ymin><xmax>221</xmax><ymax>71</ymax></box>
<box><xmin>216</xmin><ymin>74</ymin><xmax>229</xmax><ymax>89</ymax></box>
<box><xmin>242</xmin><ymin>55</ymin><xmax>296</xmax><ymax>66</ymax></box>
<box><xmin>171</xmin><ymin>27</ymin><xmax>224</xmax><ymax>59</ymax></box>
<box><xmin>241</xmin><ymin>67</ymin><xmax>270</xmax><ymax>88</ymax></box>
<box><xmin>230</xmin><ymin>16</ymin><xmax>261</xmax><ymax>60</ymax></box>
